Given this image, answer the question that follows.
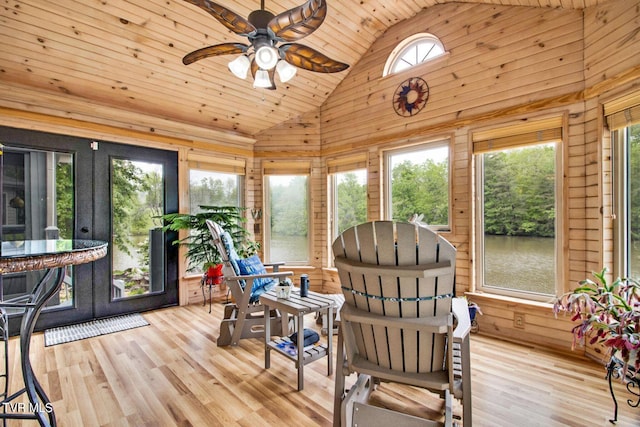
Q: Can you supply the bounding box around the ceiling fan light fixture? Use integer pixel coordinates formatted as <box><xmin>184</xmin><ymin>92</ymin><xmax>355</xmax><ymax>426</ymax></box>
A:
<box><xmin>228</xmin><ymin>55</ymin><xmax>251</xmax><ymax>79</ymax></box>
<box><xmin>254</xmin><ymin>45</ymin><xmax>279</xmax><ymax>70</ymax></box>
<box><xmin>276</xmin><ymin>60</ymin><xmax>297</xmax><ymax>83</ymax></box>
<box><xmin>253</xmin><ymin>69</ymin><xmax>275</xmax><ymax>89</ymax></box>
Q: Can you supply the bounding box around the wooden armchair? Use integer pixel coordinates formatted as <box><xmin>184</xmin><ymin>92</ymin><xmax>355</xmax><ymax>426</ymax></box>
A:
<box><xmin>332</xmin><ymin>221</ymin><xmax>472</xmax><ymax>426</ymax></box>
<box><xmin>206</xmin><ymin>219</ymin><xmax>293</xmax><ymax>346</ymax></box>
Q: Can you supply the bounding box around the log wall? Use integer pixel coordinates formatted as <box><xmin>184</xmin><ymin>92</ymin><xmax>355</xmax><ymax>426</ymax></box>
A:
<box><xmin>254</xmin><ymin>1</ymin><xmax>640</xmax><ymax>354</ymax></box>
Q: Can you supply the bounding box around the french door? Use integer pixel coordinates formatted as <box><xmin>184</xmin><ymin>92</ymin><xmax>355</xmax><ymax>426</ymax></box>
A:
<box><xmin>0</xmin><ymin>126</ymin><xmax>178</xmax><ymax>332</ymax></box>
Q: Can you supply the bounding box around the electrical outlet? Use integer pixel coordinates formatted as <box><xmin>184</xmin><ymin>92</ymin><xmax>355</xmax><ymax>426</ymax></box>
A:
<box><xmin>514</xmin><ymin>313</ymin><xmax>525</xmax><ymax>329</ymax></box>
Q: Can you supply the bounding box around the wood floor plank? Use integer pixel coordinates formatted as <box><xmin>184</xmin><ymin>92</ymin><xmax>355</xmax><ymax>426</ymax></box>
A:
<box><xmin>3</xmin><ymin>301</ymin><xmax>640</xmax><ymax>426</ymax></box>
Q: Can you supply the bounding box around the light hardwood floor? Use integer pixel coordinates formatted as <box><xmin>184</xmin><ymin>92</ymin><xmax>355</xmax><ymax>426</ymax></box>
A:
<box><xmin>7</xmin><ymin>298</ymin><xmax>640</xmax><ymax>426</ymax></box>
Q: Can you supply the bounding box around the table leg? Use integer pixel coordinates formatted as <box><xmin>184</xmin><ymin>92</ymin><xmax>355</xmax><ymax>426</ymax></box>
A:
<box><xmin>21</xmin><ymin>267</ymin><xmax>63</xmax><ymax>427</ymax></box>
<box><xmin>264</xmin><ymin>303</ymin><xmax>271</xmax><ymax>370</ymax></box>
<box><xmin>297</xmin><ymin>314</ymin><xmax>304</xmax><ymax>391</ymax></box>
<box><xmin>327</xmin><ymin>305</ymin><xmax>333</xmax><ymax>376</ymax></box>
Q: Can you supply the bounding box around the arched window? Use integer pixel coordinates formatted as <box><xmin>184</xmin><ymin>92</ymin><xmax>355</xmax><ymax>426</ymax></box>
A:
<box><xmin>383</xmin><ymin>33</ymin><xmax>446</xmax><ymax>76</ymax></box>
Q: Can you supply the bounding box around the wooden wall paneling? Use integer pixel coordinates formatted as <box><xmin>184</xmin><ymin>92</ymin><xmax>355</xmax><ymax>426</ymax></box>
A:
<box><xmin>365</xmin><ymin>149</ymin><xmax>381</xmax><ymax>222</ymax></box>
<box><xmin>0</xmin><ymin>93</ymin><xmax>255</xmax><ymax>153</ymax></box>
<box><xmin>320</xmin><ymin>5</ymin><xmax>585</xmax><ymax>151</ymax></box>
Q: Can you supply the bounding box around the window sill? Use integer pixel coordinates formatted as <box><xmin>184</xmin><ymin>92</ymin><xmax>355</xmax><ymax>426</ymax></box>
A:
<box><xmin>464</xmin><ymin>291</ymin><xmax>553</xmax><ymax>309</ymax></box>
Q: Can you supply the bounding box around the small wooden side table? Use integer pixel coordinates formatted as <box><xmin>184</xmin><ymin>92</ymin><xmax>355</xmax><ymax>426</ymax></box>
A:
<box><xmin>260</xmin><ymin>288</ymin><xmax>335</xmax><ymax>391</ymax></box>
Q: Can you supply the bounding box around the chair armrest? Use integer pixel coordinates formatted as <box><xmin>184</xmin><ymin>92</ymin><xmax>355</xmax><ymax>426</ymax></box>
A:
<box><xmin>452</xmin><ymin>297</ymin><xmax>471</xmax><ymax>340</ymax></box>
<box><xmin>226</xmin><ymin>271</ymin><xmax>294</xmax><ymax>281</ymax></box>
<box><xmin>341</xmin><ymin>304</ymin><xmax>452</xmax><ymax>334</ymax></box>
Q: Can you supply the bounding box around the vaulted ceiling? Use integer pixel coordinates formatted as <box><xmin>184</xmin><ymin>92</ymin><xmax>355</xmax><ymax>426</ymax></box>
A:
<box><xmin>0</xmin><ymin>0</ymin><xmax>607</xmax><ymax>146</ymax></box>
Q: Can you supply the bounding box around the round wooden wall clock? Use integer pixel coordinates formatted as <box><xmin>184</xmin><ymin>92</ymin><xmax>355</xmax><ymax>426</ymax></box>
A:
<box><xmin>392</xmin><ymin>77</ymin><xmax>429</xmax><ymax>117</ymax></box>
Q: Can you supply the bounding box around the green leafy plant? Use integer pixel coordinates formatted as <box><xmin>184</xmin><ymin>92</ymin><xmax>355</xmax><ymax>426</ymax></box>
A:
<box><xmin>161</xmin><ymin>205</ymin><xmax>259</xmax><ymax>272</ymax></box>
<box><xmin>553</xmin><ymin>268</ymin><xmax>640</xmax><ymax>370</ymax></box>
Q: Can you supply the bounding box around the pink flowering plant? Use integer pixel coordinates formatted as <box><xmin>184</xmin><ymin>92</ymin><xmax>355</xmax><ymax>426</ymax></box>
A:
<box><xmin>553</xmin><ymin>268</ymin><xmax>640</xmax><ymax>370</ymax></box>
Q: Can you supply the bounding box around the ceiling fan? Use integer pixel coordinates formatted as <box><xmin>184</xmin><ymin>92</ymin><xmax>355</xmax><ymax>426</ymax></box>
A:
<box><xmin>182</xmin><ymin>0</ymin><xmax>349</xmax><ymax>89</ymax></box>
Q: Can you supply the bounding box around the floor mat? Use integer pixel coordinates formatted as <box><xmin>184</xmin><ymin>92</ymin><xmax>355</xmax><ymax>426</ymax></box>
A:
<box><xmin>44</xmin><ymin>313</ymin><xmax>149</xmax><ymax>346</ymax></box>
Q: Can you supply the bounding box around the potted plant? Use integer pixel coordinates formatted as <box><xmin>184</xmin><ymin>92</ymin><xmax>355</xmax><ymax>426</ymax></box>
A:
<box><xmin>553</xmin><ymin>268</ymin><xmax>640</xmax><ymax>372</ymax></box>
<box><xmin>161</xmin><ymin>205</ymin><xmax>259</xmax><ymax>274</ymax></box>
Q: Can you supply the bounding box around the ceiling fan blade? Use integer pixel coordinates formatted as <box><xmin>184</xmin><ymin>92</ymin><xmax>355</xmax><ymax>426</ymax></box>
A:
<box><xmin>183</xmin><ymin>42</ymin><xmax>249</xmax><ymax>65</ymax></box>
<box><xmin>182</xmin><ymin>0</ymin><xmax>256</xmax><ymax>36</ymax></box>
<box><xmin>280</xmin><ymin>43</ymin><xmax>349</xmax><ymax>73</ymax></box>
<box><xmin>268</xmin><ymin>0</ymin><xmax>327</xmax><ymax>42</ymax></box>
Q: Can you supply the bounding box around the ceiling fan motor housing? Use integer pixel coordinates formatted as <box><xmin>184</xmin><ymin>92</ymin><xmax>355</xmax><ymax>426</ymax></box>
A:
<box><xmin>248</xmin><ymin>9</ymin><xmax>275</xmax><ymax>29</ymax></box>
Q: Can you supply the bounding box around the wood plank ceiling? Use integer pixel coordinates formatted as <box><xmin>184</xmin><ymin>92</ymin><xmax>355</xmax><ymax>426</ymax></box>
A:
<box><xmin>0</xmin><ymin>0</ymin><xmax>607</xmax><ymax>146</ymax></box>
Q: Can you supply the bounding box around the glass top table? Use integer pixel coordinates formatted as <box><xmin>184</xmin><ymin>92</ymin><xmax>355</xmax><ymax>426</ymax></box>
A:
<box><xmin>0</xmin><ymin>239</ymin><xmax>107</xmax><ymax>426</ymax></box>
<box><xmin>0</xmin><ymin>239</ymin><xmax>107</xmax><ymax>273</ymax></box>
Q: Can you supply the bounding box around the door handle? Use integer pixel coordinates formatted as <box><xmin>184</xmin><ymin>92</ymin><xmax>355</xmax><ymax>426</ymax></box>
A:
<box><xmin>81</xmin><ymin>227</ymin><xmax>90</xmax><ymax>233</ymax></box>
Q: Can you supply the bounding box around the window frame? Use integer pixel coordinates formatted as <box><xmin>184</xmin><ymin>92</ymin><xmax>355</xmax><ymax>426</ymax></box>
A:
<box><xmin>612</xmin><ymin>125</ymin><xmax>640</xmax><ymax>279</ymax></box>
<box><xmin>474</xmin><ymin>126</ymin><xmax>563</xmax><ymax>301</ymax></box>
<box><xmin>383</xmin><ymin>140</ymin><xmax>451</xmax><ymax>231</ymax></box>
<box><xmin>383</xmin><ymin>33</ymin><xmax>446</xmax><ymax>77</ymax></box>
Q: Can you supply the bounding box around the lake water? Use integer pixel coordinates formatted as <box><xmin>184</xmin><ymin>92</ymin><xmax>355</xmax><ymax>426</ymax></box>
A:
<box><xmin>484</xmin><ymin>235</ymin><xmax>555</xmax><ymax>294</ymax></box>
<box><xmin>111</xmin><ymin>233</ymin><xmax>583</xmax><ymax>296</ymax></box>
<box><xmin>270</xmin><ymin>235</ymin><xmax>309</xmax><ymax>263</ymax></box>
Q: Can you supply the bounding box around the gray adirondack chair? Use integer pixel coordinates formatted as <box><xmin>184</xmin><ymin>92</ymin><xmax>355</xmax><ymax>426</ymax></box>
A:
<box><xmin>206</xmin><ymin>219</ymin><xmax>293</xmax><ymax>346</ymax></box>
<box><xmin>332</xmin><ymin>221</ymin><xmax>472</xmax><ymax>426</ymax></box>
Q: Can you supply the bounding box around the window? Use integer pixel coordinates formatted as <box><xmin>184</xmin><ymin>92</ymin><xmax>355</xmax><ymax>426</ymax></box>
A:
<box><xmin>609</xmin><ymin>99</ymin><xmax>640</xmax><ymax>279</ymax></box>
<box><xmin>383</xmin><ymin>33</ymin><xmax>446</xmax><ymax>76</ymax></box>
<box><xmin>385</xmin><ymin>142</ymin><xmax>450</xmax><ymax>229</ymax></box>
<box><xmin>330</xmin><ymin>169</ymin><xmax>367</xmax><ymax>242</ymax></box>
<box><xmin>187</xmin><ymin>168</ymin><xmax>242</xmax><ymax>273</ymax></box>
<box><xmin>265</xmin><ymin>174</ymin><xmax>309</xmax><ymax>264</ymax></box>
<box><xmin>474</xmin><ymin>117</ymin><xmax>562</xmax><ymax>299</ymax></box>
<box><xmin>189</xmin><ymin>169</ymin><xmax>241</xmax><ymax>213</ymax></box>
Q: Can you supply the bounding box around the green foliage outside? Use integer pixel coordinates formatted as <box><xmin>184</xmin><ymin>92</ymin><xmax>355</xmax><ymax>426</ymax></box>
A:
<box><xmin>483</xmin><ymin>145</ymin><xmax>556</xmax><ymax>237</ymax></box>
<box><xmin>391</xmin><ymin>159</ymin><xmax>449</xmax><ymax>225</ymax></box>
<box><xmin>270</xmin><ymin>176</ymin><xmax>308</xmax><ymax>237</ymax></box>
<box><xmin>55</xmin><ymin>159</ymin><xmax>73</xmax><ymax>239</ymax></box>
<box><xmin>189</xmin><ymin>173</ymin><xmax>238</xmax><ymax>213</ymax></box>
<box><xmin>336</xmin><ymin>172</ymin><xmax>367</xmax><ymax>234</ymax></box>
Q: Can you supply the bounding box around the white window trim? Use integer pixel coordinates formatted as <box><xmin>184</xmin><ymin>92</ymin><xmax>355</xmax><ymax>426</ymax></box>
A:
<box><xmin>610</xmin><ymin>126</ymin><xmax>640</xmax><ymax>280</ymax></box>
<box><xmin>383</xmin><ymin>33</ymin><xmax>446</xmax><ymax>77</ymax></box>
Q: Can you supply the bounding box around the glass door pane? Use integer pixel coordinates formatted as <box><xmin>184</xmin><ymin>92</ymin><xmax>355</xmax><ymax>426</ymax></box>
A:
<box><xmin>2</xmin><ymin>148</ymin><xmax>75</xmax><ymax>309</ymax></box>
<box><xmin>111</xmin><ymin>159</ymin><xmax>165</xmax><ymax>299</ymax></box>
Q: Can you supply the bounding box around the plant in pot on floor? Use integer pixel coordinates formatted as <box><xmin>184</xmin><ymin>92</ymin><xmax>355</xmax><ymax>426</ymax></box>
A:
<box><xmin>553</xmin><ymin>268</ymin><xmax>640</xmax><ymax>373</ymax></box>
<box><xmin>161</xmin><ymin>205</ymin><xmax>259</xmax><ymax>285</ymax></box>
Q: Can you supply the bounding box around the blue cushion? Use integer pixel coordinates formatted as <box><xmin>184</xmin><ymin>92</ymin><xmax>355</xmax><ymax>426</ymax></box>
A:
<box><xmin>220</xmin><ymin>231</ymin><xmax>240</xmax><ymax>275</ymax></box>
<box><xmin>237</xmin><ymin>255</ymin><xmax>277</xmax><ymax>302</ymax></box>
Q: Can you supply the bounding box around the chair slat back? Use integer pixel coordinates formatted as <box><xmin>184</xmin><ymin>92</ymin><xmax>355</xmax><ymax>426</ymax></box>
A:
<box><xmin>206</xmin><ymin>220</ymin><xmax>245</xmax><ymax>304</ymax></box>
<box><xmin>333</xmin><ymin>221</ymin><xmax>456</xmax><ymax>374</ymax></box>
